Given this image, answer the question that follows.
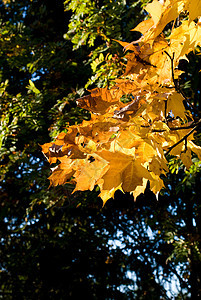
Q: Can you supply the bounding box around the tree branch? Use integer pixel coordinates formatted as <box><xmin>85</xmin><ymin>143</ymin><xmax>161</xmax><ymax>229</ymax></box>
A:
<box><xmin>164</xmin><ymin>51</ymin><xmax>199</xmax><ymax>115</ymax></box>
<box><xmin>166</xmin><ymin>119</ymin><xmax>201</xmax><ymax>155</ymax></box>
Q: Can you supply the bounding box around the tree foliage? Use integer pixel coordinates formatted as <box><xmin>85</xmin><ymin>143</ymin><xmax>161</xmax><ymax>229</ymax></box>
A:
<box><xmin>43</xmin><ymin>0</ymin><xmax>201</xmax><ymax>205</ymax></box>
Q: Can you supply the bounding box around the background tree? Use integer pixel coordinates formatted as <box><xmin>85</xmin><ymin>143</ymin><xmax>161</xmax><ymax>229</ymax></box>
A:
<box><xmin>1</xmin><ymin>0</ymin><xmax>201</xmax><ymax>299</ymax></box>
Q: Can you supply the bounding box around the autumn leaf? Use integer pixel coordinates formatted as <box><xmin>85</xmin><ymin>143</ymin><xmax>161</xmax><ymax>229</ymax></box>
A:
<box><xmin>48</xmin><ymin>156</ymin><xmax>76</xmax><ymax>186</ymax></box>
<box><xmin>131</xmin><ymin>18</ymin><xmax>154</xmax><ymax>36</ymax></box>
<box><xmin>167</xmin><ymin>91</ymin><xmax>186</xmax><ymax>120</ymax></box>
<box><xmin>96</xmin><ymin>149</ymin><xmax>153</xmax><ymax>197</ymax></box>
<box><xmin>169</xmin><ymin>20</ymin><xmax>201</xmax><ymax>62</ymax></box>
<box><xmin>181</xmin><ymin>149</ymin><xmax>192</xmax><ymax>169</ymax></box>
<box><xmin>73</xmin><ymin>153</ymin><xmax>109</xmax><ymax>192</ymax></box>
<box><xmin>137</xmin><ymin>0</ymin><xmax>185</xmax><ymax>44</ymax></box>
<box><xmin>77</xmin><ymin>87</ymin><xmax>121</xmax><ymax>114</ymax></box>
<box><xmin>188</xmin><ymin>141</ymin><xmax>201</xmax><ymax>160</ymax></box>
<box><xmin>185</xmin><ymin>0</ymin><xmax>201</xmax><ymax>22</ymax></box>
<box><xmin>149</xmin><ymin>172</ymin><xmax>165</xmax><ymax>196</ymax></box>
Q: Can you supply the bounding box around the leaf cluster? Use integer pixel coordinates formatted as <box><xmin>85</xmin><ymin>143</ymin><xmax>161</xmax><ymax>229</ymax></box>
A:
<box><xmin>43</xmin><ymin>0</ymin><xmax>201</xmax><ymax>205</ymax></box>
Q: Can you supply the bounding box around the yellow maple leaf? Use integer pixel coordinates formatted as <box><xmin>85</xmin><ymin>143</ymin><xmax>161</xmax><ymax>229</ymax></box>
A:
<box><xmin>149</xmin><ymin>172</ymin><xmax>165</xmax><ymax>195</ymax></box>
<box><xmin>123</xmin><ymin>159</ymin><xmax>153</xmax><ymax>192</ymax></box>
<box><xmin>181</xmin><ymin>148</ymin><xmax>192</xmax><ymax>169</ymax></box>
<box><xmin>136</xmin><ymin>139</ymin><xmax>156</xmax><ymax>163</ymax></box>
<box><xmin>169</xmin><ymin>20</ymin><xmax>201</xmax><ymax>62</ymax></box>
<box><xmin>167</xmin><ymin>91</ymin><xmax>186</xmax><ymax>120</ymax></box>
<box><xmin>185</xmin><ymin>0</ymin><xmax>201</xmax><ymax>22</ymax></box>
<box><xmin>116</xmin><ymin>129</ymin><xmax>143</xmax><ymax>149</ymax></box>
<box><xmin>188</xmin><ymin>141</ymin><xmax>201</xmax><ymax>160</ymax></box>
<box><xmin>145</xmin><ymin>0</ymin><xmax>163</xmax><ymax>25</ymax></box>
<box><xmin>73</xmin><ymin>153</ymin><xmax>109</xmax><ymax>192</ymax></box>
<box><xmin>99</xmin><ymin>184</ymin><xmax>124</xmax><ymax>206</ymax></box>
<box><xmin>142</xmin><ymin>0</ymin><xmax>185</xmax><ymax>43</ymax></box>
<box><xmin>77</xmin><ymin>87</ymin><xmax>120</xmax><ymax>114</ymax></box>
<box><xmin>149</xmin><ymin>156</ymin><xmax>168</xmax><ymax>176</ymax></box>
<box><xmin>96</xmin><ymin>150</ymin><xmax>152</xmax><ymax>194</ymax></box>
<box><xmin>132</xmin><ymin>178</ymin><xmax>148</xmax><ymax>200</ymax></box>
<box><xmin>131</xmin><ymin>18</ymin><xmax>154</xmax><ymax>35</ymax></box>
<box><xmin>48</xmin><ymin>157</ymin><xmax>76</xmax><ymax>186</ymax></box>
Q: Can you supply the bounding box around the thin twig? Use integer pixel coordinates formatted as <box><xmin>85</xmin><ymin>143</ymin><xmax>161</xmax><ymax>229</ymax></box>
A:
<box><xmin>168</xmin><ymin>120</ymin><xmax>199</xmax><ymax>131</ymax></box>
<box><xmin>164</xmin><ymin>100</ymin><xmax>168</xmax><ymax>123</ymax></box>
<box><xmin>164</xmin><ymin>51</ymin><xmax>199</xmax><ymax>115</ymax></box>
<box><xmin>166</xmin><ymin>119</ymin><xmax>201</xmax><ymax>155</ymax></box>
<box><xmin>141</xmin><ymin>120</ymin><xmax>200</xmax><ymax>132</ymax></box>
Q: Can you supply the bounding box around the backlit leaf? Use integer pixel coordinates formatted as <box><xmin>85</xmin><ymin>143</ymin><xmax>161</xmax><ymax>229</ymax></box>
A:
<box><xmin>42</xmin><ymin>0</ymin><xmax>201</xmax><ymax>205</ymax></box>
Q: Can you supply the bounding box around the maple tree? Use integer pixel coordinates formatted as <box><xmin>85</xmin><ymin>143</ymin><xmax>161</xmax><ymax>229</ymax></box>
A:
<box><xmin>42</xmin><ymin>0</ymin><xmax>201</xmax><ymax>205</ymax></box>
<box><xmin>1</xmin><ymin>1</ymin><xmax>201</xmax><ymax>298</ymax></box>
